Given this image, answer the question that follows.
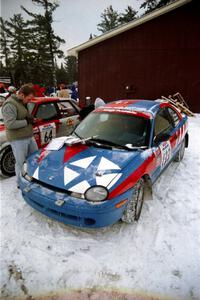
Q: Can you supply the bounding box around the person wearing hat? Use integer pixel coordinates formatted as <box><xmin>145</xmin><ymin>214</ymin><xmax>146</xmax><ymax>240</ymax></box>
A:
<box><xmin>2</xmin><ymin>84</ymin><xmax>38</xmax><ymax>185</ymax></box>
<box><xmin>94</xmin><ymin>97</ymin><xmax>105</xmax><ymax>109</ymax></box>
<box><xmin>57</xmin><ymin>83</ymin><xmax>70</xmax><ymax>98</ymax></box>
<box><xmin>5</xmin><ymin>86</ymin><xmax>17</xmax><ymax>100</ymax></box>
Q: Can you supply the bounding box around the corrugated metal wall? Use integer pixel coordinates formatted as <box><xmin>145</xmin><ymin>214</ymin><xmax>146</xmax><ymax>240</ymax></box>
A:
<box><xmin>78</xmin><ymin>0</ymin><xmax>200</xmax><ymax>112</ymax></box>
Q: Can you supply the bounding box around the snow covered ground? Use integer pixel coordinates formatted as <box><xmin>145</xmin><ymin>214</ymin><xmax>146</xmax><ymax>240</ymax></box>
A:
<box><xmin>0</xmin><ymin>116</ymin><xmax>200</xmax><ymax>300</ymax></box>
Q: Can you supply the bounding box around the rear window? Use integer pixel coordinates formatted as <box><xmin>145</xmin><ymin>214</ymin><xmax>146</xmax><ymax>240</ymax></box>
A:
<box><xmin>167</xmin><ymin>107</ymin><xmax>180</xmax><ymax>127</ymax></box>
<box><xmin>57</xmin><ymin>101</ymin><xmax>77</xmax><ymax>117</ymax></box>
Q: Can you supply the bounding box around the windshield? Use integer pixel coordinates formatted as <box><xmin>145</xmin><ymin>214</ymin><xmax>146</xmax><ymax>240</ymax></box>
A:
<box><xmin>74</xmin><ymin>112</ymin><xmax>150</xmax><ymax>148</ymax></box>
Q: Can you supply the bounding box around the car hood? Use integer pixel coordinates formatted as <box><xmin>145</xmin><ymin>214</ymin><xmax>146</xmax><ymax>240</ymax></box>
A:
<box><xmin>27</xmin><ymin>144</ymin><xmax>142</xmax><ymax>194</ymax></box>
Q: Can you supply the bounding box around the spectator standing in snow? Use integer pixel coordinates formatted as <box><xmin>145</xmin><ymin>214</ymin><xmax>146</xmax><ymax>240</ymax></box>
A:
<box><xmin>71</xmin><ymin>82</ymin><xmax>78</xmax><ymax>101</ymax></box>
<box><xmin>94</xmin><ymin>97</ymin><xmax>105</xmax><ymax>109</ymax></box>
<box><xmin>57</xmin><ymin>83</ymin><xmax>70</xmax><ymax>98</ymax></box>
<box><xmin>2</xmin><ymin>84</ymin><xmax>38</xmax><ymax>186</ymax></box>
<box><xmin>33</xmin><ymin>84</ymin><xmax>46</xmax><ymax>97</ymax></box>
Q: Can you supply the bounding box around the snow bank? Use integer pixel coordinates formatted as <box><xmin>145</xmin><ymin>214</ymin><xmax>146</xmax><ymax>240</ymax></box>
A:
<box><xmin>0</xmin><ymin>117</ymin><xmax>200</xmax><ymax>300</ymax></box>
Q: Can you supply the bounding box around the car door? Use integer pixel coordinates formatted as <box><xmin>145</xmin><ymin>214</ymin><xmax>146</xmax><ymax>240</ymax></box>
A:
<box><xmin>56</xmin><ymin>100</ymin><xmax>80</xmax><ymax>136</ymax></box>
<box><xmin>166</xmin><ymin>106</ymin><xmax>185</xmax><ymax>153</ymax></box>
<box><xmin>151</xmin><ymin>107</ymin><xmax>179</xmax><ymax>182</ymax></box>
<box><xmin>33</xmin><ymin>102</ymin><xmax>60</xmax><ymax>148</ymax></box>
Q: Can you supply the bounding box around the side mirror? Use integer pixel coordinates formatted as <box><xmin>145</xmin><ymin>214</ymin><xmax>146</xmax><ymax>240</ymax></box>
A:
<box><xmin>154</xmin><ymin>133</ymin><xmax>170</xmax><ymax>146</ymax></box>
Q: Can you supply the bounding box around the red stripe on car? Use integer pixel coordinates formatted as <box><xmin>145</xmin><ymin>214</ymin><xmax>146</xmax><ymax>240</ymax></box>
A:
<box><xmin>105</xmin><ymin>100</ymin><xmax>139</xmax><ymax>108</ymax></box>
<box><xmin>38</xmin><ymin>148</ymin><xmax>50</xmax><ymax>162</ymax></box>
<box><xmin>63</xmin><ymin>144</ymin><xmax>88</xmax><ymax>163</ymax></box>
<box><xmin>108</xmin><ymin>154</ymin><xmax>156</xmax><ymax>199</ymax></box>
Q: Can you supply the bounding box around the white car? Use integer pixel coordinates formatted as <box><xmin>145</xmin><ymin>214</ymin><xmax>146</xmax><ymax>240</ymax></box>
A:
<box><xmin>0</xmin><ymin>97</ymin><xmax>80</xmax><ymax>177</ymax></box>
<box><xmin>0</xmin><ymin>93</ymin><xmax>8</xmax><ymax>106</ymax></box>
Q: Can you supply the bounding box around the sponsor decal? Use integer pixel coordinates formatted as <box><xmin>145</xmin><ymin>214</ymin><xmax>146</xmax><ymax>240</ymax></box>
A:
<box><xmin>39</xmin><ymin>123</ymin><xmax>56</xmax><ymax>145</ymax></box>
<box><xmin>55</xmin><ymin>199</ymin><xmax>65</xmax><ymax>206</ymax></box>
<box><xmin>159</xmin><ymin>141</ymin><xmax>171</xmax><ymax>168</ymax></box>
<box><xmin>63</xmin><ymin>156</ymin><xmax>122</xmax><ymax>193</ymax></box>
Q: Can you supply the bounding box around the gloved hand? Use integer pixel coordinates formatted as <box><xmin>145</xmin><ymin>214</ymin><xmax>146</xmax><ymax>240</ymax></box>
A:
<box><xmin>26</xmin><ymin>113</ymin><xmax>34</xmax><ymax>125</ymax></box>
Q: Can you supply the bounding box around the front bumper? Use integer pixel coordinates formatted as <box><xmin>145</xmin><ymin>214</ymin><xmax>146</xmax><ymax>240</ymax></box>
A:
<box><xmin>19</xmin><ymin>175</ymin><xmax>132</xmax><ymax>228</ymax></box>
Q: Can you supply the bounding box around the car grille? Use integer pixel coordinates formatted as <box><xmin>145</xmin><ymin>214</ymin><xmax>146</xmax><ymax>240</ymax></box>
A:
<box><xmin>32</xmin><ymin>178</ymin><xmax>83</xmax><ymax>199</ymax></box>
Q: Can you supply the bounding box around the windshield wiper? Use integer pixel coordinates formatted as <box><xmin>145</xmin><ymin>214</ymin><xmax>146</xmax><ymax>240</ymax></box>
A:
<box><xmin>72</xmin><ymin>134</ymin><xmax>148</xmax><ymax>151</ymax></box>
<box><xmin>73</xmin><ymin>131</ymin><xmax>82</xmax><ymax>139</ymax></box>
<box><xmin>87</xmin><ymin>138</ymin><xmax>133</xmax><ymax>151</ymax></box>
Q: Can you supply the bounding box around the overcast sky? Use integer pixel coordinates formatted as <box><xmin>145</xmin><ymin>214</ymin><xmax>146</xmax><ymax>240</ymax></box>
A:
<box><xmin>1</xmin><ymin>0</ymin><xmax>143</xmax><ymax>55</ymax></box>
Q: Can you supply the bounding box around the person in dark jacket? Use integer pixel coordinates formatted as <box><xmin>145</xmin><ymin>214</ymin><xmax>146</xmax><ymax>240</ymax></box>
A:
<box><xmin>71</xmin><ymin>82</ymin><xmax>78</xmax><ymax>101</ymax></box>
<box><xmin>79</xmin><ymin>97</ymin><xmax>95</xmax><ymax>120</ymax></box>
<box><xmin>2</xmin><ymin>84</ymin><xmax>38</xmax><ymax>185</ymax></box>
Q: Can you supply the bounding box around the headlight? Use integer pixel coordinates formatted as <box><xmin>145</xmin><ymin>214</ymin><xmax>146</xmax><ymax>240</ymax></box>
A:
<box><xmin>21</xmin><ymin>162</ymin><xmax>32</xmax><ymax>182</ymax></box>
<box><xmin>21</xmin><ymin>162</ymin><xmax>28</xmax><ymax>177</ymax></box>
<box><xmin>85</xmin><ymin>186</ymin><xmax>108</xmax><ymax>202</ymax></box>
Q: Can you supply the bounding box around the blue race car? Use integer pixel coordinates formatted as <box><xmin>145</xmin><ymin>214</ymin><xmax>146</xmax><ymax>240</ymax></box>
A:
<box><xmin>19</xmin><ymin>100</ymin><xmax>188</xmax><ymax>228</ymax></box>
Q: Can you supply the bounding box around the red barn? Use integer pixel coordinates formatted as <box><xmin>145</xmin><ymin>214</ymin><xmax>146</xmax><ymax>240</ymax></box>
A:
<box><xmin>68</xmin><ymin>0</ymin><xmax>200</xmax><ymax>112</ymax></box>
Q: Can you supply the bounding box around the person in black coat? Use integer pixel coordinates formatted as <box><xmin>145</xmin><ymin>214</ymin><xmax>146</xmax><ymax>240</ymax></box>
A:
<box><xmin>79</xmin><ymin>97</ymin><xmax>95</xmax><ymax>120</ymax></box>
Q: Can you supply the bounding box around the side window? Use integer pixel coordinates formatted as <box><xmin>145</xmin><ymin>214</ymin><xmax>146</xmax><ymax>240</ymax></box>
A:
<box><xmin>167</xmin><ymin>107</ymin><xmax>180</xmax><ymax>127</ymax></box>
<box><xmin>154</xmin><ymin>108</ymin><xmax>174</xmax><ymax>137</ymax></box>
<box><xmin>36</xmin><ymin>103</ymin><xmax>58</xmax><ymax>120</ymax></box>
<box><xmin>57</xmin><ymin>101</ymin><xmax>77</xmax><ymax>118</ymax></box>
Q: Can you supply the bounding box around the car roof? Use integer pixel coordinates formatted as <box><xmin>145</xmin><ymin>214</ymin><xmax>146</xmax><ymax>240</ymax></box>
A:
<box><xmin>97</xmin><ymin>99</ymin><xmax>163</xmax><ymax>118</ymax></box>
<box><xmin>30</xmin><ymin>97</ymin><xmax>72</xmax><ymax>104</ymax></box>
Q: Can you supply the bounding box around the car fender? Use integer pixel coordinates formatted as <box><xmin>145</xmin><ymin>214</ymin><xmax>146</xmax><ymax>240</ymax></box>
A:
<box><xmin>0</xmin><ymin>140</ymin><xmax>10</xmax><ymax>152</ymax></box>
<box><xmin>108</xmin><ymin>149</ymin><xmax>155</xmax><ymax>200</ymax></box>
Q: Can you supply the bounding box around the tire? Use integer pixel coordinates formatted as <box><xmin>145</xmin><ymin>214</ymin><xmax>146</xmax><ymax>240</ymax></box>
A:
<box><xmin>122</xmin><ymin>178</ymin><xmax>145</xmax><ymax>223</ymax></box>
<box><xmin>174</xmin><ymin>138</ymin><xmax>185</xmax><ymax>162</ymax></box>
<box><xmin>0</xmin><ymin>146</ymin><xmax>15</xmax><ymax>177</ymax></box>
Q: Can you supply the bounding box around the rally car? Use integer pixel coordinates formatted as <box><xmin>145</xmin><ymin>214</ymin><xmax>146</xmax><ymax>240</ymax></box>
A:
<box><xmin>0</xmin><ymin>93</ymin><xmax>8</xmax><ymax>106</ymax></box>
<box><xmin>0</xmin><ymin>98</ymin><xmax>80</xmax><ymax>176</ymax></box>
<box><xmin>19</xmin><ymin>99</ymin><xmax>188</xmax><ymax>228</ymax></box>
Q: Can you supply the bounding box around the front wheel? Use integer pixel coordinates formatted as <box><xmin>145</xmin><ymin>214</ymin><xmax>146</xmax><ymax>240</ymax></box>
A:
<box><xmin>174</xmin><ymin>138</ymin><xmax>185</xmax><ymax>162</ymax></box>
<box><xmin>0</xmin><ymin>146</ymin><xmax>15</xmax><ymax>177</ymax></box>
<box><xmin>122</xmin><ymin>178</ymin><xmax>145</xmax><ymax>223</ymax></box>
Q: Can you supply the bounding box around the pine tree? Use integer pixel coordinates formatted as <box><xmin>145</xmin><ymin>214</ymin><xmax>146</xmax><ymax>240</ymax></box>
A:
<box><xmin>0</xmin><ymin>17</ymin><xmax>10</xmax><ymax>69</ymax></box>
<box><xmin>97</xmin><ymin>6</ymin><xmax>119</xmax><ymax>33</ymax></box>
<box><xmin>118</xmin><ymin>6</ymin><xmax>137</xmax><ymax>25</ymax></box>
<box><xmin>4</xmin><ymin>14</ymin><xmax>32</xmax><ymax>85</ymax></box>
<box><xmin>21</xmin><ymin>0</ymin><xmax>65</xmax><ymax>86</ymax></box>
<box><xmin>140</xmin><ymin>0</ymin><xmax>176</xmax><ymax>14</ymax></box>
<box><xmin>64</xmin><ymin>56</ymin><xmax>78</xmax><ymax>85</ymax></box>
<box><xmin>56</xmin><ymin>62</ymin><xmax>67</xmax><ymax>84</ymax></box>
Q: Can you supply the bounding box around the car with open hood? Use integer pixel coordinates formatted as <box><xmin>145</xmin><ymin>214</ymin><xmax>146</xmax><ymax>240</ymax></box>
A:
<box><xmin>19</xmin><ymin>99</ymin><xmax>188</xmax><ymax>228</ymax></box>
